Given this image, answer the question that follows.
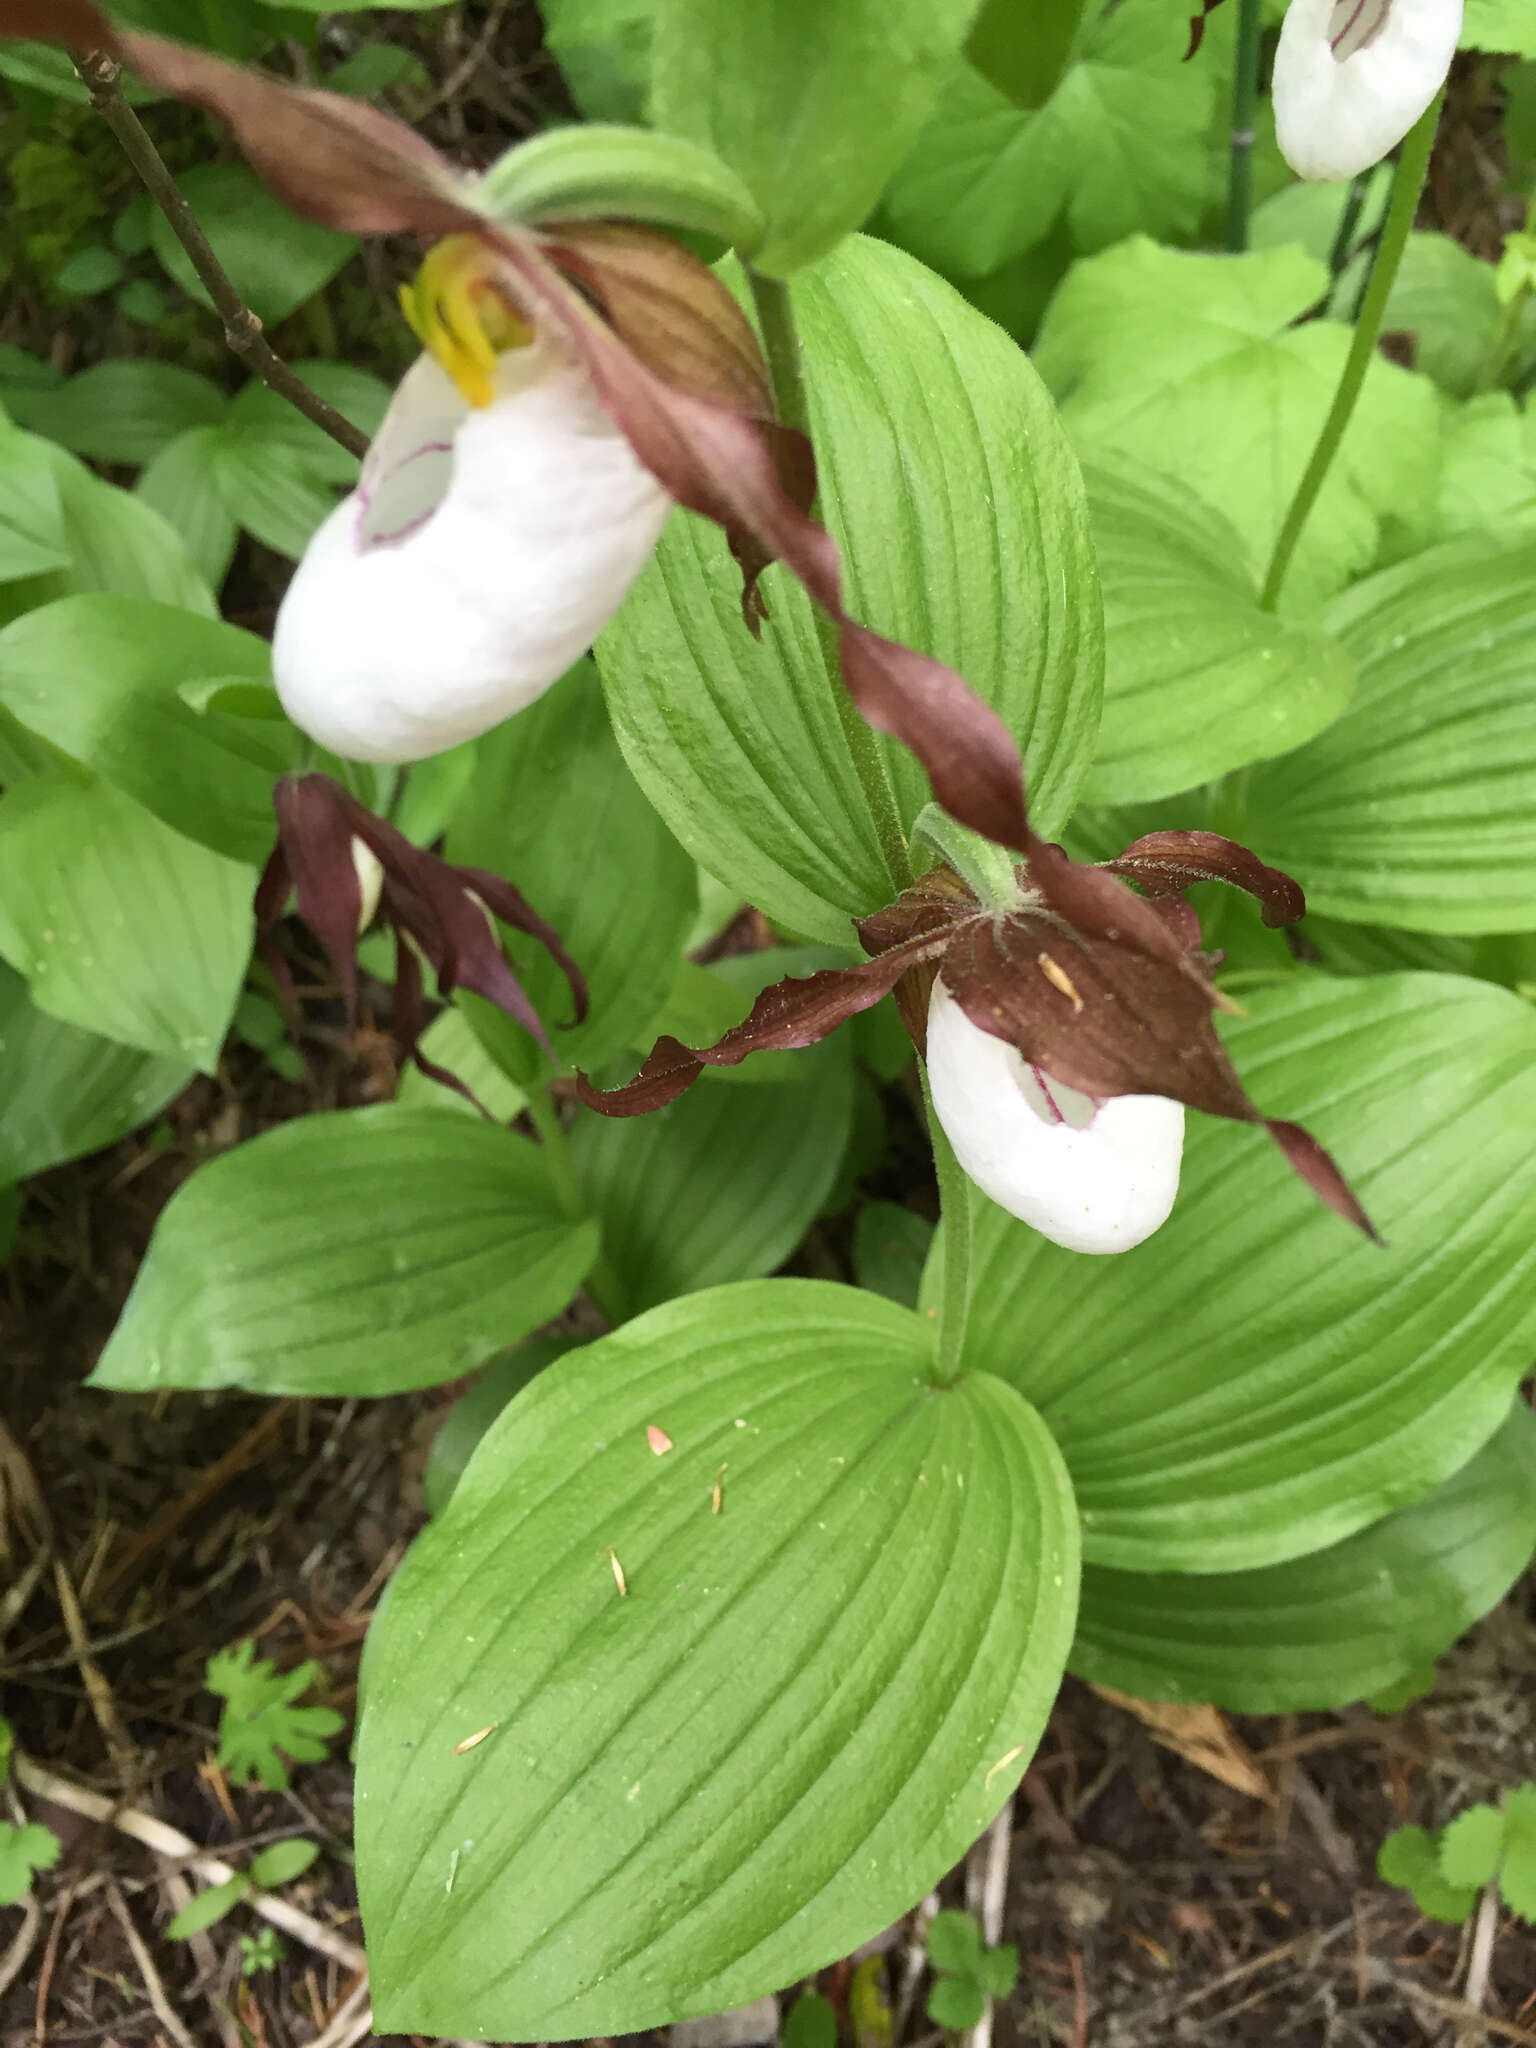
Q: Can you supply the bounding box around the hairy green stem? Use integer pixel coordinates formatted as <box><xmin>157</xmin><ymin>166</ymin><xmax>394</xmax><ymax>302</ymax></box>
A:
<box><xmin>1260</xmin><ymin>95</ymin><xmax>1442</xmax><ymax>612</ymax></box>
<box><xmin>1225</xmin><ymin>0</ymin><xmax>1264</xmax><ymax>252</ymax></box>
<box><xmin>921</xmin><ymin>1066</ymin><xmax>972</xmax><ymax>1389</ymax></box>
<box><xmin>747</xmin><ymin>269</ymin><xmax>913</xmax><ymax>894</ymax></box>
<box><xmin>526</xmin><ymin>1085</ymin><xmax>630</xmax><ymax>1323</ymax></box>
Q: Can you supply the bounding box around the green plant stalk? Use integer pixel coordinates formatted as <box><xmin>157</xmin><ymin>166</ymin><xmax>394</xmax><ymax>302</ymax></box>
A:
<box><xmin>747</xmin><ymin>269</ymin><xmax>914</xmax><ymax>895</ymax></box>
<box><xmin>1260</xmin><ymin>94</ymin><xmax>1443</xmax><ymax>611</ymax></box>
<box><xmin>1225</xmin><ymin>0</ymin><xmax>1264</xmax><ymax>253</ymax></box>
<box><xmin>1475</xmin><ymin>277</ymin><xmax>1533</xmax><ymax>393</ymax></box>
<box><xmin>525</xmin><ymin>1084</ymin><xmax>630</xmax><ymax>1323</ymax></box>
<box><xmin>921</xmin><ymin>1065</ymin><xmax>972</xmax><ymax>1390</ymax></box>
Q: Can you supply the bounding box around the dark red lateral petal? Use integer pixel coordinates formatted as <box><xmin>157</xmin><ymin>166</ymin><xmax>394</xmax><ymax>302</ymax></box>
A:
<box><xmin>0</xmin><ymin>0</ymin><xmax>113</xmax><ymax>44</ymax></box>
<box><xmin>576</xmin><ymin>929</ymin><xmax>953</xmax><ymax>1116</ymax></box>
<box><xmin>1106</xmin><ymin>830</ymin><xmax>1307</xmax><ymax>929</ymax></box>
<box><xmin>1267</xmin><ymin>1119</ymin><xmax>1381</xmax><ymax>1242</ymax></box>
<box><xmin>272</xmin><ymin>777</ymin><xmax>365</xmax><ymax>1023</ymax></box>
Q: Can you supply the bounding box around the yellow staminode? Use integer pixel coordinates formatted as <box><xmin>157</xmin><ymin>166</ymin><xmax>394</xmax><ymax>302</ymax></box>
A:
<box><xmin>399</xmin><ymin>236</ymin><xmax>533</xmax><ymax>409</ymax></box>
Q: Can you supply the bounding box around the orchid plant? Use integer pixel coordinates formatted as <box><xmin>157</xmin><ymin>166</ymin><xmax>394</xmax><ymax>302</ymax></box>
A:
<box><xmin>1</xmin><ymin>0</ymin><xmax>1534</xmax><ymax>2039</ymax></box>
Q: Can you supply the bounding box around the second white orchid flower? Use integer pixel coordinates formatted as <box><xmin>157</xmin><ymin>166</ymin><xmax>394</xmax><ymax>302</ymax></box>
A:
<box><xmin>1273</xmin><ymin>0</ymin><xmax>1462</xmax><ymax>182</ymax></box>
<box><xmin>273</xmin><ymin>238</ymin><xmax>672</xmax><ymax>764</ymax></box>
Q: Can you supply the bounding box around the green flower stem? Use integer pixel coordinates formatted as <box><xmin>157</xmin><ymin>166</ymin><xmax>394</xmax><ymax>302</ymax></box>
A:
<box><xmin>747</xmin><ymin>268</ymin><xmax>914</xmax><ymax>895</ymax></box>
<box><xmin>526</xmin><ymin>1083</ymin><xmax>630</xmax><ymax>1324</ymax></box>
<box><xmin>1260</xmin><ymin>93</ymin><xmax>1443</xmax><ymax>612</ymax></box>
<box><xmin>1225</xmin><ymin>0</ymin><xmax>1264</xmax><ymax>253</ymax></box>
<box><xmin>922</xmin><ymin>1064</ymin><xmax>973</xmax><ymax>1390</ymax></box>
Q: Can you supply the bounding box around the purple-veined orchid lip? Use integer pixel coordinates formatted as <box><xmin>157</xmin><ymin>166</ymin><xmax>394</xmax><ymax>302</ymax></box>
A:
<box><xmin>925</xmin><ymin>978</ymin><xmax>1185</xmax><ymax>1255</ymax></box>
<box><xmin>271</xmin><ymin>345</ymin><xmax>672</xmax><ymax>765</ymax></box>
<box><xmin>1273</xmin><ymin>0</ymin><xmax>1461</xmax><ymax>182</ymax></box>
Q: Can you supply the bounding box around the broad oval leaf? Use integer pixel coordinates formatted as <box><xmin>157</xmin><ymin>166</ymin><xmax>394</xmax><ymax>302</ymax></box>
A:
<box><xmin>0</xmin><ymin>773</ymin><xmax>252</xmax><ymax>1071</ymax></box>
<box><xmin>0</xmin><ymin>595</ymin><xmax>287</xmax><ymax>863</ymax></box>
<box><xmin>600</xmin><ymin>235</ymin><xmax>1101</xmax><ymax>942</ymax></box>
<box><xmin>945</xmin><ymin>974</ymin><xmax>1536</xmax><ymax>1572</ymax></box>
<box><xmin>1072</xmin><ymin>1401</ymin><xmax>1536</xmax><ymax>1712</ymax></box>
<box><xmin>91</xmin><ymin>1107</ymin><xmax>599</xmax><ymax>1397</ymax></box>
<box><xmin>356</xmin><ymin>1280</ymin><xmax>1078</xmax><ymax>2038</ymax></box>
<box><xmin>150</xmin><ymin>164</ymin><xmax>358</xmax><ymax>326</ymax></box>
<box><xmin>569</xmin><ymin>1038</ymin><xmax>854</xmax><ymax>1315</ymax></box>
<box><xmin>6</xmin><ymin>360</ymin><xmax>227</xmax><ymax>467</ymax></box>
<box><xmin>1241</xmin><ymin>539</ymin><xmax>1536</xmax><ymax>933</ymax></box>
<box><xmin>650</xmin><ymin>0</ymin><xmax>983</xmax><ymax>275</ymax></box>
<box><xmin>447</xmin><ymin>660</ymin><xmax>697</xmax><ymax>1086</ymax></box>
<box><xmin>0</xmin><ymin>962</ymin><xmax>190</xmax><ymax>1183</ymax></box>
<box><xmin>1081</xmin><ymin>455</ymin><xmax>1355</xmax><ymax>803</ymax></box>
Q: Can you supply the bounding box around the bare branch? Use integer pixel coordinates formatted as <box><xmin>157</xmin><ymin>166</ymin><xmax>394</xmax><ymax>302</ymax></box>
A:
<box><xmin>73</xmin><ymin>47</ymin><xmax>370</xmax><ymax>460</ymax></box>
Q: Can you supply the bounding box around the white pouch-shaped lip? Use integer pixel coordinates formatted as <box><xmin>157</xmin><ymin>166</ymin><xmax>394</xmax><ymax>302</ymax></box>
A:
<box><xmin>272</xmin><ymin>345</ymin><xmax>672</xmax><ymax>764</ymax></box>
<box><xmin>925</xmin><ymin>977</ymin><xmax>1186</xmax><ymax>1255</ymax></box>
<box><xmin>1272</xmin><ymin>0</ymin><xmax>1462</xmax><ymax>182</ymax></box>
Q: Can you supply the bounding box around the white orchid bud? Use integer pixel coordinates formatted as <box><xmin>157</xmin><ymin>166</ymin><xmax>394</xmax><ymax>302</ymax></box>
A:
<box><xmin>272</xmin><ymin>241</ymin><xmax>672</xmax><ymax>764</ymax></box>
<box><xmin>1273</xmin><ymin>0</ymin><xmax>1461</xmax><ymax>182</ymax></box>
<box><xmin>925</xmin><ymin>978</ymin><xmax>1185</xmax><ymax>1255</ymax></box>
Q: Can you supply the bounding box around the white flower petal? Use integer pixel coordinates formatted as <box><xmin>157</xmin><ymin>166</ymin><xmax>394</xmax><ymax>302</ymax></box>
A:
<box><xmin>272</xmin><ymin>346</ymin><xmax>672</xmax><ymax>763</ymax></box>
<box><xmin>925</xmin><ymin>979</ymin><xmax>1185</xmax><ymax>1255</ymax></box>
<box><xmin>1273</xmin><ymin>0</ymin><xmax>1462</xmax><ymax>182</ymax></box>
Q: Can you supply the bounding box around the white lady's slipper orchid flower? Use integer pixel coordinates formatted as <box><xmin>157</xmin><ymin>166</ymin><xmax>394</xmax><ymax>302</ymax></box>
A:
<box><xmin>1273</xmin><ymin>0</ymin><xmax>1461</xmax><ymax>182</ymax></box>
<box><xmin>924</xmin><ymin>978</ymin><xmax>1185</xmax><ymax>1255</ymax></box>
<box><xmin>272</xmin><ymin>238</ymin><xmax>672</xmax><ymax>763</ymax></box>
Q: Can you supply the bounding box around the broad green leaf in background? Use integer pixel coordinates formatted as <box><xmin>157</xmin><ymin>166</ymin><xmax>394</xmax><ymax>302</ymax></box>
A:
<box><xmin>1433</xmin><ymin>394</ymin><xmax>1536</xmax><ymax>545</ymax></box>
<box><xmin>852</xmin><ymin>1199</ymin><xmax>935</xmax><ymax>1309</ymax></box>
<box><xmin>0</xmin><ymin>596</ymin><xmax>286</xmax><ymax>864</ymax></box>
<box><xmin>1462</xmin><ymin>0</ymin><xmax>1536</xmax><ymax>54</ymax></box>
<box><xmin>965</xmin><ymin>0</ymin><xmax>1088</xmax><ymax>108</ymax></box>
<box><xmin>448</xmin><ymin>660</ymin><xmax>697</xmax><ymax>1086</ymax></box>
<box><xmin>150</xmin><ymin>165</ymin><xmax>358</xmax><ymax>326</ymax></box>
<box><xmin>1080</xmin><ymin>454</ymin><xmax>1355</xmax><ymax>802</ymax></box>
<box><xmin>221</xmin><ymin>367</ymin><xmax>389</xmax><ymax>483</ymax></box>
<box><xmin>569</xmin><ymin>1036</ymin><xmax>854</xmax><ymax>1315</ymax></box>
<box><xmin>203</xmin><ymin>434</ymin><xmax>336</xmax><ymax>560</ymax></box>
<box><xmin>541</xmin><ymin>0</ymin><xmax>653</xmax><ymax>122</ymax></box>
<box><xmin>945</xmin><ymin>974</ymin><xmax>1536</xmax><ymax>1572</ymax></box>
<box><xmin>1241</xmin><ymin>539</ymin><xmax>1536</xmax><ymax>932</ymax></box>
<box><xmin>1249</xmin><ymin>164</ymin><xmax>1391</xmax><ymax>275</ymax></box>
<box><xmin>0</xmin><ymin>774</ymin><xmax>252</xmax><ymax>1070</ymax></box>
<box><xmin>883</xmin><ymin>0</ymin><xmax>1221</xmax><ymax>278</ymax></box>
<box><xmin>357</xmin><ymin>1281</ymin><xmax>1078</xmax><ymax>2037</ymax></box>
<box><xmin>1071</xmin><ymin>1401</ymin><xmax>1536</xmax><ymax>1711</ymax></box>
<box><xmin>5</xmin><ymin>361</ymin><xmax>227</xmax><ymax>467</ymax></box>
<box><xmin>136</xmin><ymin>428</ymin><xmax>242</xmax><ymax>589</ymax></box>
<box><xmin>1350</xmin><ymin>233</ymin><xmax>1536</xmax><ymax>399</ymax></box>
<box><xmin>0</xmin><ymin>423</ymin><xmax>71</xmax><ymax>583</ymax></box>
<box><xmin>91</xmin><ymin>1107</ymin><xmax>599</xmax><ymax>1397</ymax></box>
<box><xmin>650</xmin><ymin>0</ymin><xmax>983</xmax><ymax>275</ymax></box>
<box><xmin>0</xmin><ymin>963</ymin><xmax>190</xmax><ymax>1184</ymax></box>
<box><xmin>601</xmin><ymin>236</ymin><xmax>1102</xmax><ymax>943</ymax></box>
<box><xmin>421</xmin><ymin>1339</ymin><xmax>572</xmax><ymax>1517</ymax></box>
<box><xmin>1034</xmin><ymin>238</ymin><xmax>1441</xmax><ymax>613</ymax></box>
<box><xmin>0</xmin><ymin>435</ymin><xmax>215</xmax><ymax>625</ymax></box>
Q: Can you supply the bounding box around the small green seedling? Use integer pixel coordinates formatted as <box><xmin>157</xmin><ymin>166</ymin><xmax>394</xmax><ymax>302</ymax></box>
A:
<box><xmin>925</xmin><ymin>1908</ymin><xmax>1019</xmax><ymax>2030</ymax></box>
<box><xmin>207</xmin><ymin>1642</ymin><xmax>343</xmax><ymax>1792</ymax></box>
<box><xmin>239</xmin><ymin>1927</ymin><xmax>285</xmax><ymax>1976</ymax></box>
<box><xmin>0</xmin><ymin>1821</ymin><xmax>61</xmax><ymax>1906</ymax></box>
<box><xmin>1379</xmin><ymin>1782</ymin><xmax>1536</xmax><ymax>1926</ymax></box>
<box><xmin>166</xmin><ymin>1838</ymin><xmax>321</xmax><ymax>1941</ymax></box>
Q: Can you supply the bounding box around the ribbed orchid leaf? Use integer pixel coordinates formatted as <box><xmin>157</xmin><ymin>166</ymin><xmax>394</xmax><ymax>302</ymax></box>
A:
<box><xmin>944</xmin><ymin>973</ymin><xmax>1536</xmax><ymax>1572</ymax></box>
<box><xmin>91</xmin><ymin>1107</ymin><xmax>599</xmax><ymax>1397</ymax></box>
<box><xmin>1072</xmin><ymin>1402</ymin><xmax>1536</xmax><ymax>1712</ymax></box>
<box><xmin>356</xmin><ymin>1281</ymin><xmax>1077</xmax><ymax>2037</ymax></box>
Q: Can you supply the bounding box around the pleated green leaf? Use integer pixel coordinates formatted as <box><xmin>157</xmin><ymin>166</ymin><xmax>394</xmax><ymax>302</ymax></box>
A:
<box><xmin>448</xmin><ymin>661</ymin><xmax>697</xmax><ymax>1085</ymax></box>
<box><xmin>0</xmin><ymin>774</ymin><xmax>252</xmax><ymax>1071</ymax></box>
<box><xmin>357</xmin><ymin>1281</ymin><xmax>1078</xmax><ymax>2038</ymax></box>
<box><xmin>1081</xmin><ymin>455</ymin><xmax>1355</xmax><ymax>802</ymax></box>
<box><xmin>0</xmin><ymin>595</ymin><xmax>285</xmax><ymax>863</ymax></box>
<box><xmin>569</xmin><ymin>1040</ymin><xmax>854</xmax><ymax>1315</ymax></box>
<box><xmin>1241</xmin><ymin>539</ymin><xmax>1536</xmax><ymax>932</ymax></box>
<box><xmin>1072</xmin><ymin>1402</ymin><xmax>1536</xmax><ymax>1711</ymax></box>
<box><xmin>0</xmin><ymin>962</ymin><xmax>190</xmax><ymax>1183</ymax></box>
<box><xmin>946</xmin><ymin>974</ymin><xmax>1536</xmax><ymax>1571</ymax></box>
<box><xmin>91</xmin><ymin>1107</ymin><xmax>599</xmax><ymax>1396</ymax></box>
<box><xmin>650</xmin><ymin>0</ymin><xmax>982</xmax><ymax>274</ymax></box>
<box><xmin>599</xmin><ymin>235</ymin><xmax>1101</xmax><ymax>943</ymax></box>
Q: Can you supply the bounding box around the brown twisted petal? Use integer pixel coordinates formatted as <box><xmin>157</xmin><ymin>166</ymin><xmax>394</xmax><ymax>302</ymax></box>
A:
<box><xmin>1104</xmin><ymin>830</ymin><xmax>1307</xmax><ymax>928</ymax></box>
<box><xmin>575</xmin><ymin>926</ymin><xmax>954</xmax><ymax>1115</ymax></box>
